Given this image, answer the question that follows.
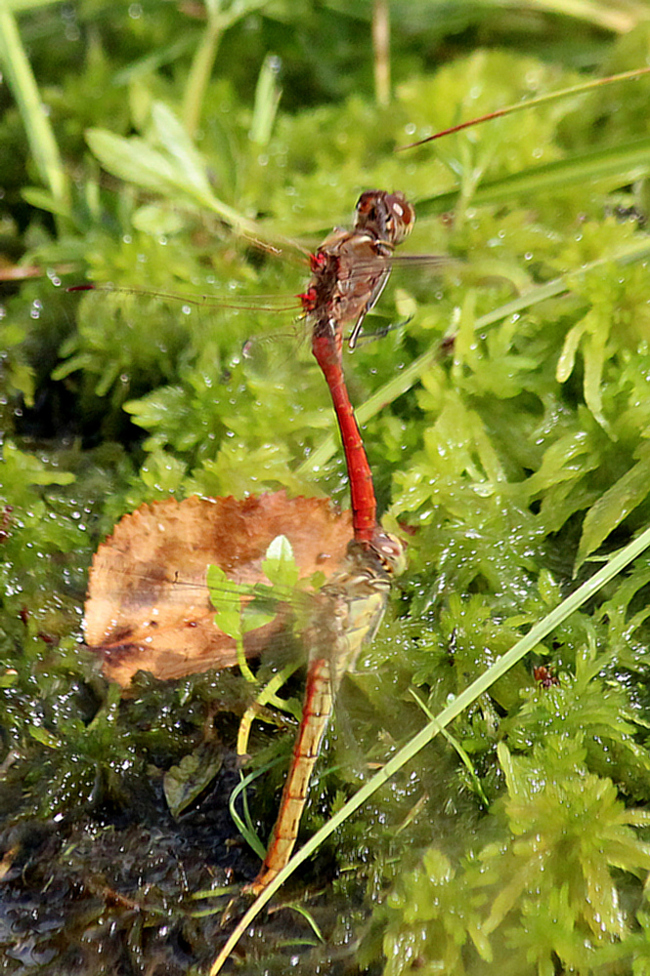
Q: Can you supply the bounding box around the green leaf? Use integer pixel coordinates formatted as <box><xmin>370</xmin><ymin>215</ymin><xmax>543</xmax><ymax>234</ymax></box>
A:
<box><xmin>86</xmin><ymin>113</ymin><xmax>260</xmax><ymax>235</ymax></box>
<box><xmin>28</xmin><ymin>725</ymin><xmax>60</xmax><ymax>749</ymax></box>
<box><xmin>21</xmin><ymin>186</ymin><xmax>71</xmax><ymax>218</ymax></box>
<box><xmin>576</xmin><ymin>442</ymin><xmax>650</xmax><ymax>569</ymax></box>
<box><xmin>86</xmin><ymin>128</ymin><xmax>185</xmax><ymax>196</ymax></box>
<box><xmin>164</xmin><ymin>742</ymin><xmax>224</xmax><ymax>818</ymax></box>
<box><xmin>150</xmin><ymin>101</ymin><xmax>212</xmax><ymax>198</ymax></box>
<box><xmin>240</xmin><ymin>602</ymin><xmax>277</xmax><ymax>635</ymax></box>
<box><xmin>1</xmin><ymin>441</ymin><xmax>75</xmax><ymax>489</ymax></box>
<box><xmin>262</xmin><ymin>535</ymin><xmax>299</xmax><ymax>590</ymax></box>
<box><xmin>207</xmin><ymin>564</ymin><xmax>243</xmax><ymax>641</ymax></box>
<box><xmin>8</xmin><ymin>359</ymin><xmax>35</xmax><ymax>406</ymax></box>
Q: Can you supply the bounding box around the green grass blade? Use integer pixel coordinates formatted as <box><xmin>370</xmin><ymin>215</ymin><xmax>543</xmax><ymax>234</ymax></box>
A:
<box><xmin>301</xmin><ymin>235</ymin><xmax>650</xmax><ymax>476</ymax></box>
<box><xmin>228</xmin><ymin>760</ymin><xmax>279</xmax><ymax>861</ymax></box>
<box><xmin>398</xmin><ymin>65</ymin><xmax>650</xmax><ymax>150</ymax></box>
<box><xmin>208</xmin><ymin>519</ymin><xmax>650</xmax><ymax>974</ymax></box>
<box><xmin>182</xmin><ymin>8</ymin><xmax>223</xmax><ymax>139</ymax></box>
<box><xmin>419</xmin><ymin>137</ymin><xmax>650</xmax><ymax>216</ymax></box>
<box><xmin>0</xmin><ymin>5</ymin><xmax>69</xmax><ymax>221</ymax></box>
<box><xmin>249</xmin><ymin>53</ymin><xmax>283</xmax><ymax>147</ymax></box>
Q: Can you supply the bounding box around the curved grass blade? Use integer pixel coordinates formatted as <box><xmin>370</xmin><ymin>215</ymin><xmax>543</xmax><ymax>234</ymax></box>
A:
<box><xmin>301</xmin><ymin>235</ymin><xmax>650</xmax><ymax>476</ymax></box>
<box><xmin>0</xmin><ymin>5</ymin><xmax>69</xmax><ymax>223</ymax></box>
<box><xmin>228</xmin><ymin>759</ymin><xmax>282</xmax><ymax>862</ymax></box>
<box><xmin>418</xmin><ymin>136</ymin><xmax>650</xmax><ymax>218</ymax></box>
<box><xmin>397</xmin><ymin>66</ymin><xmax>650</xmax><ymax>150</ymax></box>
<box><xmin>208</xmin><ymin>520</ymin><xmax>650</xmax><ymax>974</ymax></box>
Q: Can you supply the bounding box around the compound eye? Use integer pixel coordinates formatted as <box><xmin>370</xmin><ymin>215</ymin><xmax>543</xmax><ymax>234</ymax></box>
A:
<box><xmin>356</xmin><ymin>192</ymin><xmax>375</xmax><ymax>216</ymax></box>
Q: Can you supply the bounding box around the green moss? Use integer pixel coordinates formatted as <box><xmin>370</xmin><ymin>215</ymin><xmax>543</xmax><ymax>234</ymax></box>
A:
<box><xmin>5</xmin><ymin>10</ymin><xmax>650</xmax><ymax>973</ymax></box>
<box><xmin>382</xmin><ymin>736</ymin><xmax>650</xmax><ymax>975</ymax></box>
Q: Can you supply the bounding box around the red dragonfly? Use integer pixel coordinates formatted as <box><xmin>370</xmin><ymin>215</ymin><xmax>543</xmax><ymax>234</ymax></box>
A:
<box><xmin>299</xmin><ymin>189</ymin><xmax>414</xmax><ymax>543</ymax></box>
<box><xmin>70</xmin><ymin>189</ymin><xmax>437</xmax><ymax>336</ymax></box>
<box><xmin>72</xmin><ymin>190</ymin><xmax>420</xmax><ymax>536</ymax></box>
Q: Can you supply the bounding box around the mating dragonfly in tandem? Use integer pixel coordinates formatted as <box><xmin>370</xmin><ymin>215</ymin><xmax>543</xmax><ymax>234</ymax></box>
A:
<box><xmin>82</xmin><ymin>191</ymin><xmax>414</xmax><ymax>898</ymax></box>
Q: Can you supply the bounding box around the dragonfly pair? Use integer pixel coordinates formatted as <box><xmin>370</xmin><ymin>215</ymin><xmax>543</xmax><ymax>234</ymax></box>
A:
<box><xmin>235</xmin><ymin>188</ymin><xmax>413</xmax><ymax>892</ymax></box>
<box><xmin>84</xmin><ymin>189</ymin><xmax>413</xmax><ymax>896</ymax></box>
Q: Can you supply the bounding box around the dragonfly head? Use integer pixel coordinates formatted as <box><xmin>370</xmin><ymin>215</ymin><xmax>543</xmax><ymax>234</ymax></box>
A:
<box><xmin>354</xmin><ymin>191</ymin><xmax>416</xmax><ymax>247</ymax></box>
<box><xmin>349</xmin><ymin>531</ymin><xmax>407</xmax><ymax>580</ymax></box>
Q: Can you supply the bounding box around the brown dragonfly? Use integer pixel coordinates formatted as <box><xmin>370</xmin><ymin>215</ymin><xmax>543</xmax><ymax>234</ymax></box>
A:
<box><xmin>84</xmin><ymin>491</ymin><xmax>406</xmax><ymax>896</ymax></box>
<box><xmin>246</xmin><ymin>526</ymin><xmax>405</xmax><ymax>895</ymax></box>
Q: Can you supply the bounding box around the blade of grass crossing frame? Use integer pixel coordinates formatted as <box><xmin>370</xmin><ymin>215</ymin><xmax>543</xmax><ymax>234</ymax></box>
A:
<box><xmin>209</xmin><ymin>521</ymin><xmax>650</xmax><ymax>974</ymax></box>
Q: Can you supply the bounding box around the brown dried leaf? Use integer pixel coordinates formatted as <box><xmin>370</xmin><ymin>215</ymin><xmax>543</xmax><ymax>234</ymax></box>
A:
<box><xmin>84</xmin><ymin>491</ymin><xmax>353</xmax><ymax>687</ymax></box>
